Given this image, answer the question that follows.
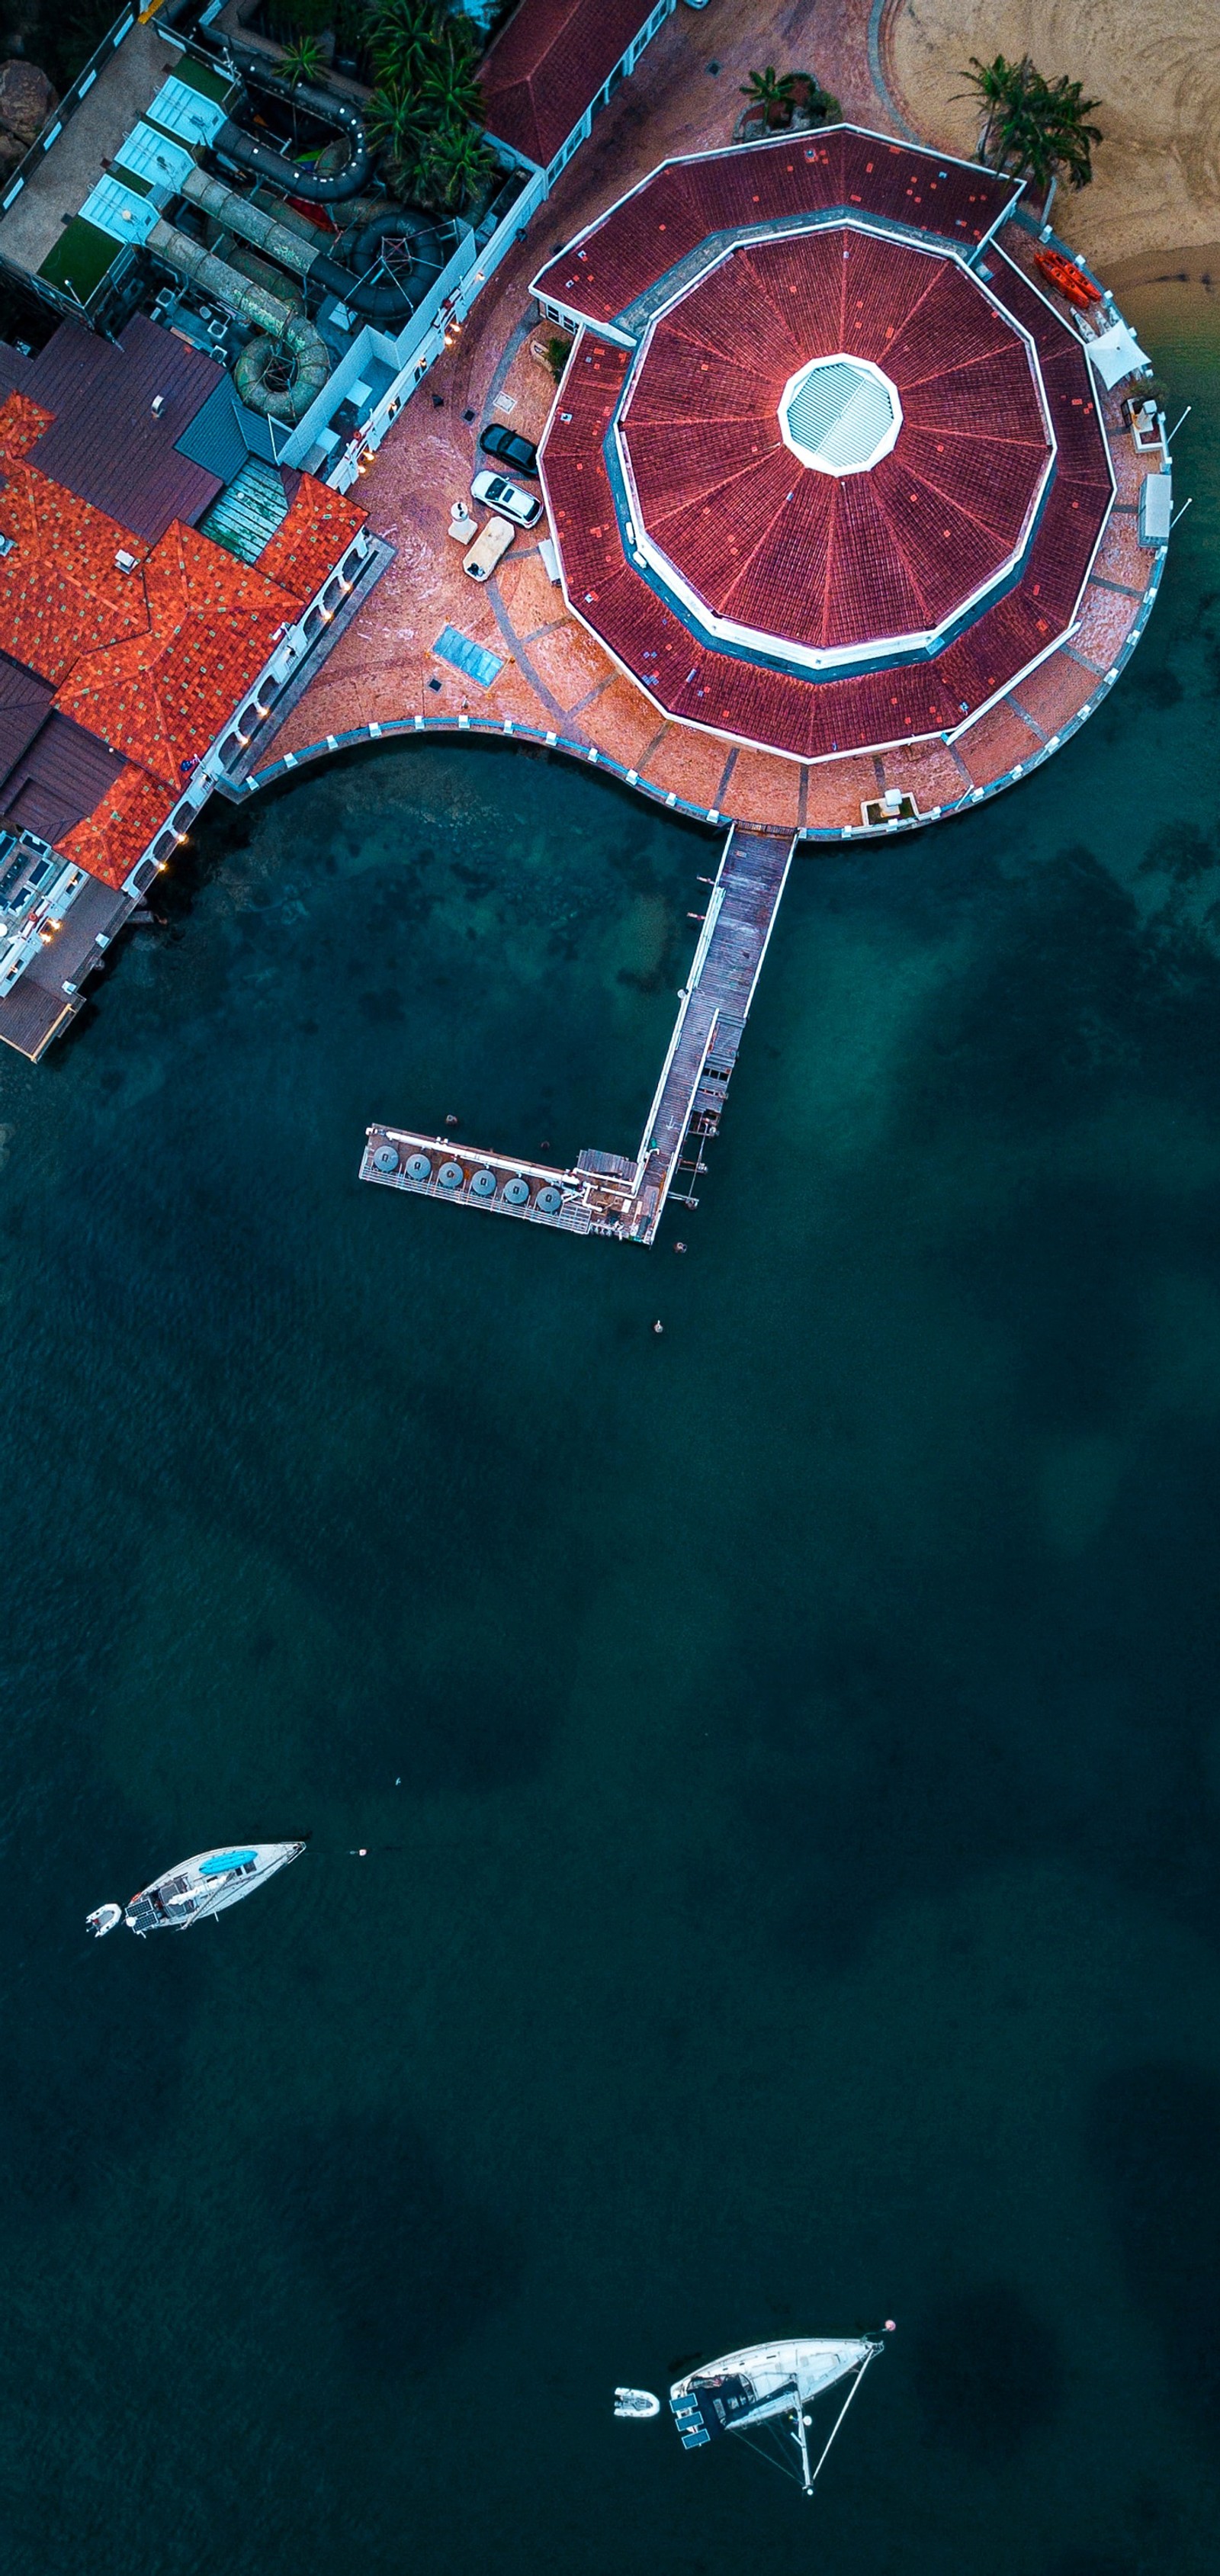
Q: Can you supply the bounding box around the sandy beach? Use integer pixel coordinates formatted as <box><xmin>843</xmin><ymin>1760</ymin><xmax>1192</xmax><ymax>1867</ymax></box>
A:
<box><xmin>882</xmin><ymin>0</ymin><xmax>1220</xmax><ymax>271</ymax></box>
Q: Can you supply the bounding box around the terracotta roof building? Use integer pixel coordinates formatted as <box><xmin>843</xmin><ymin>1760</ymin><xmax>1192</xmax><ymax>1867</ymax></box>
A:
<box><xmin>480</xmin><ymin>0</ymin><xmax>673</xmax><ymax>178</ymax></box>
<box><xmin>0</xmin><ymin>316</ymin><xmax>371</xmax><ymax>1056</ymax></box>
<box><xmin>532</xmin><ymin>130</ymin><xmax>1117</xmax><ymax>767</ymax></box>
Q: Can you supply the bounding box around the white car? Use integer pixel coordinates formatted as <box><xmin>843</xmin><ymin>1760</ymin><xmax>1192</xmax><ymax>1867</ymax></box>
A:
<box><xmin>470</xmin><ymin>468</ymin><xmax>543</xmax><ymax>529</ymax></box>
<box><xmin>463</xmin><ymin>514</ymin><xmax>516</xmax><ymax>581</ymax></box>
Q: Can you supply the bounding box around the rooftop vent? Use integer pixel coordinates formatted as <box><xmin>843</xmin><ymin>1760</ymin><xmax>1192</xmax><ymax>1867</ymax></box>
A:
<box><xmin>114</xmin><ymin>548</ymin><xmax>138</xmax><ymax>573</ymax></box>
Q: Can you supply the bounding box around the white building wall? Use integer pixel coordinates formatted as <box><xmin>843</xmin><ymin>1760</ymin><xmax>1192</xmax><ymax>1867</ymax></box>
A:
<box><xmin>303</xmin><ymin>0</ymin><xmax>676</xmax><ymax>479</ymax></box>
<box><xmin>544</xmin><ymin>0</ymin><xmax>674</xmax><ymax>186</ymax></box>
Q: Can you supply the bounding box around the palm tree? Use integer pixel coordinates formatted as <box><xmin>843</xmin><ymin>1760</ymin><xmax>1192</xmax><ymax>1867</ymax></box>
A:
<box><xmin>367</xmin><ymin>74</ymin><xmax>428</xmax><ymax>188</ymax></box>
<box><xmin>369</xmin><ymin>0</ymin><xmax>441</xmax><ymax>93</ymax></box>
<box><xmin>957</xmin><ymin>54</ymin><xmax>1102</xmax><ymax>194</ymax></box>
<box><xmin>958</xmin><ymin>50</ymin><xmax>1010</xmax><ymax>160</ymax></box>
<box><xmin>280</xmin><ymin>31</ymin><xmax>323</xmax><ymax>144</ymax></box>
<box><xmin>1037</xmin><ymin>70</ymin><xmax>1103</xmax><ymax>189</ymax></box>
<box><xmin>281</xmin><ymin>31</ymin><xmax>323</xmax><ymax>86</ymax></box>
<box><xmin>370</xmin><ymin>0</ymin><xmax>443</xmax><ymax>37</ymax></box>
<box><xmin>739</xmin><ymin>65</ymin><xmax>796</xmax><ymax>130</ymax></box>
<box><xmin>365</xmin><ymin>0</ymin><xmax>493</xmax><ymax>205</ymax></box>
<box><xmin>417</xmin><ymin>115</ymin><xmax>493</xmax><ymax>213</ymax></box>
<box><xmin>420</xmin><ymin>24</ymin><xmax>482</xmax><ymax>126</ymax></box>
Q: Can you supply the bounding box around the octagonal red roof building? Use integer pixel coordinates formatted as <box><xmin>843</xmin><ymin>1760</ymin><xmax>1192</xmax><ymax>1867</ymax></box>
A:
<box><xmin>532</xmin><ymin>128</ymin><xmax>1116</xmax><ymax>768</ymax></box>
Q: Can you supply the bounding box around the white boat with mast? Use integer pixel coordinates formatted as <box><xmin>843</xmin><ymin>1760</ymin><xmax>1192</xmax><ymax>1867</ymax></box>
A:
<box><xmin>616</xmin><ymin>2329</ymin><xmax>891</xmax><ymax>2494</ymax></box>
<box><xmin>87</xmin><ymin>1840</ymin><xmax>307</xmax><ymax>1938</ymax></box>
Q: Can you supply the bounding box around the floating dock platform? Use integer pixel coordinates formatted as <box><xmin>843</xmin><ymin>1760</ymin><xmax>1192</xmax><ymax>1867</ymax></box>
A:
<box><xmin>360</xmin><ymin>825</ymin><xmax>795</xmax><ymax>1245</ymax></box>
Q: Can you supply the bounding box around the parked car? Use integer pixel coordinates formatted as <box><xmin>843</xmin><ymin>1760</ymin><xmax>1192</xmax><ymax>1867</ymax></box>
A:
<box><xmin>480</xmin><ymin>422</ymin><xmax>540</xmax><ymax>477</ymax></box>
<box><xmin>470</xmin><ymin>469</ymin><xmax>543</xmax><ymax>529</ymax></box>
<box><xmin>464</xmin><ymin>514</ymin><xmax>516</xmax><ymax>581</ymax></box>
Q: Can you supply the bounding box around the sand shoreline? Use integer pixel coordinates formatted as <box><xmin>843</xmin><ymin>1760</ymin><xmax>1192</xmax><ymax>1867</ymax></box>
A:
<box><xmin>878</xmin><ymin>0</ymin><xmax>1220</xmax><ymax>275</ymax></box>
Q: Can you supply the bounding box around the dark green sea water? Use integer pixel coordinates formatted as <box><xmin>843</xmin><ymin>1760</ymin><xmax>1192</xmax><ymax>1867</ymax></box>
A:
<box><xmin>3</xmin><ymin>278</ymin><xmax>1220</xmax><ymax>2576</ymax></box>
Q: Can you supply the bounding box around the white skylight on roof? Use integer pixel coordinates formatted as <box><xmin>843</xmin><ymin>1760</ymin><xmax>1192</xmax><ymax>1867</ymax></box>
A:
<box><xmin>77</xmin><ymin>176</ymin><xmax>160</xmax><ymax>246</ymax></box>
<box><xmin>146</xmin><ymin>75</ymin><xmax>229</xmax><ymax>146</ymax></box>
<box><xmin>779</xmin><ymin>355</ymin><xmax>901</xmax><ymax>477</ymax></box>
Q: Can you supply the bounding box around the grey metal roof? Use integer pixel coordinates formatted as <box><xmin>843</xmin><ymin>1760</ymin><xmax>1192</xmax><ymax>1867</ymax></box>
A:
<box><xmin>0</xmin><ymin>339</ymin><xmax>32</xmax><ymax>403</ymax></box>
<box><xmin>0</xmin><ymin>655</ymin><xmax>55</xmax><ymax>794</ymax></box>
<box><xmin>175</xmin><ymin>374</ymin><xmax>251</xmax><ymax>487</ymax></box>
<box><xmin>0</xmin><ymin>711</ymin><xmax>126</xmax><ymax>845</ymax></box>
<box><xmin>21</xmin><ymin>314</ymin><xmax>223</xmax><ymax>541</ymax></box>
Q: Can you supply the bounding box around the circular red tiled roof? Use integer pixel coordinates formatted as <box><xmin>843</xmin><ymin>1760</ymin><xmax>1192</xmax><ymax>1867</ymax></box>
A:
<box><xmin>535</xmin><ymin>133</ymin><xmax>1116</xmax><ymax>767</ymax></box>
<box><xmin>618</xmin><ymin>229</ymin><xmax>1052</xmax><ymax>663</ymax></box>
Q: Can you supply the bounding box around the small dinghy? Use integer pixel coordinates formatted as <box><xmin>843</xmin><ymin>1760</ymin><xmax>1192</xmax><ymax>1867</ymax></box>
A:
<box><xmin>614</xmin><ymin>2388</ymin><xmax>661</xmax><ymax>2419</ymax></box>
<box><xmin>88</xmin><ymin>1842</ymin><xmax>307</xmax><ymax>1937</ymax></box>
<box><xmin>618</xmin><ymin>2330</ymin><xmax>891</xmax><ymax>2494</ymax></box>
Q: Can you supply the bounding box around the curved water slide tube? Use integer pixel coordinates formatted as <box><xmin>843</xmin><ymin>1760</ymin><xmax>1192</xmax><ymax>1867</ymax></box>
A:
<box><xmin>147</xmin><ymin>218</ymin><xmax>330</xmax><ymax>419</ymax></box>
<box><xmin>181</xmin><ymin>167</ymin><xmax>446</xmax><ymax>322</ymax></box>
<box><xmin>216</xmin><ymin>63</ymin><xmax>371</xmax><ymax>203</ymax></box>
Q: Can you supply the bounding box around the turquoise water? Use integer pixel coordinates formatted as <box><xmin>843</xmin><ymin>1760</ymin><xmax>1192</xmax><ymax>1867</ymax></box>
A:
<box><xmin>2</xmin><ymin>279</ymin><xmax>1220</xmax><ymax>2574</ymax></box>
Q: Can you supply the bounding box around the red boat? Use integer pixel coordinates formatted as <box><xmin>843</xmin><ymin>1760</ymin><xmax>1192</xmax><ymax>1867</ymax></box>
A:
<box><xmin>1035</xmin><ymin>247</ymin><xmax>1102</xmax><ymax>312</ymax></box>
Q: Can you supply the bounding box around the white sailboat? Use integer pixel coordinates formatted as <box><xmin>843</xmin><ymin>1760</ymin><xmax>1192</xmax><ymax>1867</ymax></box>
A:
<box><xmin>618</xmin><ymin>2330</ymin><xmax>890</xmax><ymax>2494</ymax></box>
<box><xmin>87</xmin><ymin>1841</ymin><xmax>307</xmax><ymax>1937</ymax></box>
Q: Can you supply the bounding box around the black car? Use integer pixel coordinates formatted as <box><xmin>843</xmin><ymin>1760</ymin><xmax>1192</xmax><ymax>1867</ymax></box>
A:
<box><xmin>479</xmin><ymin>421</ymin><xmax>540</xmax><ymax>477</ymax></box>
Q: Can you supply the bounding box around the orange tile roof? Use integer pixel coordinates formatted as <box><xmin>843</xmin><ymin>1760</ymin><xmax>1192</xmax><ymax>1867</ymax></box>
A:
<box><xmin>0</xmin><ymin>457</ymin><xmax>152</xmax><ymax>688</ymax></box>
<box><xmin>258</xmin><ymin>477</ymin><xmax>365</xmax><ymax>602</ymax></box>
<box><xmin>0</xmin><ymin>392</ymin><xmax>54</xmax><ymax>465</ymax></box>
<box><xmin>57</xmin><ymin>763</ymin><xmax>170</xmax><ymax>891</ymax></box>
<box><xmin>0</xmin><ymin>390</ymin><xmax>366</xmax><ymax>888</ymax></box>
<box><xmin>56</xmin><ymin>522</ymin><xmax>303</xmax><ymax>789</ymax></box>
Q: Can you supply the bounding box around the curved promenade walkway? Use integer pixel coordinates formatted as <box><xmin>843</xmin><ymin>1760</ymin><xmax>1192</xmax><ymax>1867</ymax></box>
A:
<box><xmin>249</xmin><ymin>0</ymin><xmax>1167</xmax><ymax>841</ymax></box>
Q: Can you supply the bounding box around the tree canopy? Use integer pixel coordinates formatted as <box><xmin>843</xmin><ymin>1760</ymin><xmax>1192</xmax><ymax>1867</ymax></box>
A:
<box><xmin>957</xmin><ymin>53</ymin><xmax>1102</xmax><ymax>193</ymax></box>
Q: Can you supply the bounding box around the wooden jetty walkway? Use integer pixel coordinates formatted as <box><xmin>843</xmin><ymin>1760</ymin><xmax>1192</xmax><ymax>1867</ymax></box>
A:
<box><xmin>360</xmin><ymin>824</ymin><xmax>795</xmax><ymax>1246</ymax></box>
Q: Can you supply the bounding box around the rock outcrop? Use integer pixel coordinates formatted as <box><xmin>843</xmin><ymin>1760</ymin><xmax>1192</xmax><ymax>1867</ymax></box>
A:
<box><xmin>0</xmin><ymin>59</ymin><xmax>58</xmax><ymax>178</ymax></box>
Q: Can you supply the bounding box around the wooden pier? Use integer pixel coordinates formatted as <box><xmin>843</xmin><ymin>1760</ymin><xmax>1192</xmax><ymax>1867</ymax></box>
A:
<box><xmin>361</xmin><ymin>825</ymin><xmax>795</xmax><ymax>1246</ymax></box>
